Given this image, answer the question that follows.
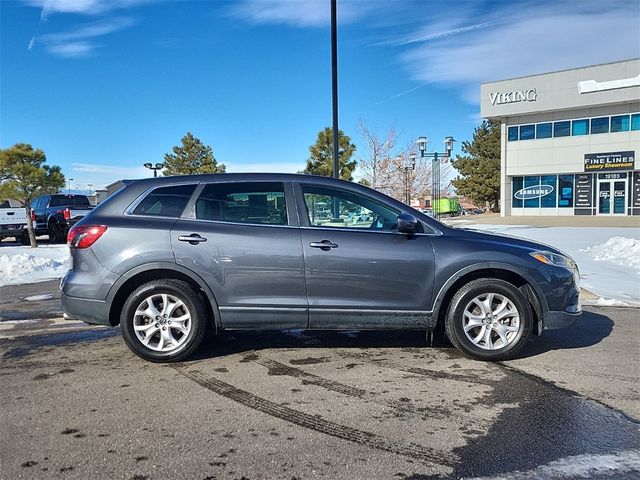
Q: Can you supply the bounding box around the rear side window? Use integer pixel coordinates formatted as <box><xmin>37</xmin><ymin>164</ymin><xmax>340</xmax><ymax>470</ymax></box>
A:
<box><xmin>132</xmin><ymin>184</ymin><xmax>196</xmax><ymax>217</ymax></box>
<box><xmin>195</xmin><ymin>182</ymin><xmax>287</xmax><ymax>225</ymax></box>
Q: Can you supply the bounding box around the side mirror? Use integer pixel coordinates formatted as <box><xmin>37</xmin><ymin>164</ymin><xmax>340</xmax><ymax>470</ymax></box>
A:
<box><xmin>397</xmin><ymin>213</ymin><xmax>418</xmax><ymax>235</ymax></box>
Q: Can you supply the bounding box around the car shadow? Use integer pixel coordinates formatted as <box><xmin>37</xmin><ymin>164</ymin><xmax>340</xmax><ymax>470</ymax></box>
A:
<box><xmin>514</xmin><ymin>308</ymin><xmax>614</xmax><ymax>359</ymax></box>
<box><xmin>190</xmin><ymin>328</ymin><xmax>459</xmax><ymax>361</ymax></box>
<box><xmin>190</xmin><ymin>308</ymin><xmax>614</xmax><ymax>362</ymax></box>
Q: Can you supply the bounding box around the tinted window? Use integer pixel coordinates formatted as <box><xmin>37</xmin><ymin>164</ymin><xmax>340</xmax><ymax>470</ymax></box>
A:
<box><xmin>536</xmin><ymin>123</ymin><xmax>552</xmax><ymax>139</ymax></box>
<box><xmin>610</xmin><ymin>115</ymin><xmax>630</xmax><ymax>132</ymax></box>
<box><xmin>540</xmin><ymin>175</ymin><xmax>557</xmax><ymax>208</ymax></box>
<box><xmin>519</xmin><ymin>125</ymin><xmax>535</xmax><ymax>140</ymax></box>
<box><xmin>558</xmin><ymin>175</ymin><xmax>573</xmax><ymax>207</ymax></box>
<box><xmin>512</xmin><ymin>177</ymin><xmax>523</xmax><ymax>208</ymax></box>
<box><xmin>133</xmin><ymin>184</ymin><xmax>196</xmax><ymax>217</ymax></box>
<box><xmin>49</xmin><ymin>195</ymin><xmax>91</xmax><ymax>207</ymax></box>
<box><xmin>524</xmin><ymin>176</ymin><xmax>540</xmax><ymax>208</ymax></box>
<box><xmin>590</xmin><ymin>117</ymin><xmax>609</xmax><ymax>134</ymax></box>
<box><xmin>632</xmin><ymin>113</ymin><xmax>640</xmax><ymax>131</ymax></box>
<box><xmin>195</xmin><ymin>182</ymin><xmax>287</xmax><ymax>225</ymax></box>
<box><xmin>302</xmin><ymin>185</ymin><xmax>400</xmax><ymax>231</ymax></box>
<box><xmin>572</xmin><ymin>119</ymin><xmax>589</xmax><ymax>136</ymax></box>
<box><xmin>553</xmin><ymin>121</ymin><xmax>570</xmax><ymax>137</ymax></box>
<box><xmin>507</xmin><ymin>126</ymin><xmax>518</xmax><ymax>141</ymax></box>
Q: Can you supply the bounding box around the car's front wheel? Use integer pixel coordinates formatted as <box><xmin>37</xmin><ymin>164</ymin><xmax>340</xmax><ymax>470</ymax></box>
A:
<box><xmin>445</xmin><ymin>278</ymin><xmax>532</xmax><ymax>361</ymax></box>
<box><xmin>120</xmin><ymin>279</ymin><xmax>209</xmax><ymax>362</ymax></box>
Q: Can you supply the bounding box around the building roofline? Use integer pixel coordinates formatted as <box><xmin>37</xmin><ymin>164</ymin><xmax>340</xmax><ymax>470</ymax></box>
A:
<box><xmin>481</xmin><ymin>58</ymin><xmax>640</xmax><ymax>86</ymax></box>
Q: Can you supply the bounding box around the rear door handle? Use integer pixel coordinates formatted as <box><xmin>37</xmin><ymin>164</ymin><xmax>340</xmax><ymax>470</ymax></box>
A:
<box><xmin>178</xmin><ymin>234</ymin><xmax>207</xmax><ymax>245</ymax></box>
<box><xmin>309</xmin><ymin>240</ymin><xmax>338</xmax><ymax>251</ymax></box>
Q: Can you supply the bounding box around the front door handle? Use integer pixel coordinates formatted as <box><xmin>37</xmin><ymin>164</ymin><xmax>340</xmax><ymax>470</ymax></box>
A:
<box><xmin>309</xmin><ymin>240</ymin><xmax>338</xmax><ymax>251</ymax></box>
<box><xmin>178</xmin><ymin>234</ymin><xmax>207</xmax><ymax>245</ymax></box>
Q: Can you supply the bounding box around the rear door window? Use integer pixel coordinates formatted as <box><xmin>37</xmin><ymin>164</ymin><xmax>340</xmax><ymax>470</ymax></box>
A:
<box><xmin>132</xmin><ymin>184</ymin><xmax>196</xmax><ymax>217</ymax></box>
<box><xmin>195</xmin><ymin>182</ymin><xmax>288</xmax><ymax>225</ymax></box>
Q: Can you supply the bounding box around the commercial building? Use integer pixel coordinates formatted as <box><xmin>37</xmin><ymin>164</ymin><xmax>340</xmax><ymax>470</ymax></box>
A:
<box><xmin>481</xmin><ymin>59</ymin><xmax>639</xmax><ymax>216</ymax></box>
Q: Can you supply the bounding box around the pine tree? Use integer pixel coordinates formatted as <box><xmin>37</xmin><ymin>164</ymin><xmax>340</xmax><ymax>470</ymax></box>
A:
<box><xmin>303</xmin><ymin>127</ymin><xmax>357</xmax><ymax>181</ymax></box>
<box><xmin>163</xmin><ymin>132</ymin><xmax>225</xmax><ymax>176</ymax></box>
<box><xmin>450</xmin><ymin>120</ymin><xmax>501</xmax><ymax>210</ymax></box>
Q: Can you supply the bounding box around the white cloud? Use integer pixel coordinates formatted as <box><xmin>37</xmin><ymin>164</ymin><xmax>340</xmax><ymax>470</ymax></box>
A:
<box><xmin>229</xmin><ymin>0</ymin><xmax>372</xmax><ymax>27</ymax></box>
<box><xmin>72</xmin><ymin>162</ymin><xmax>148</xmax><ymax>176</ymax></box>
<box><xmin>24</xmin><ymin>0</ymin><xmax>149</xmax><ymax>19</ymax></box>
<box><xmin>47</xmin><ymin>40</ymin><xmax>95</xmax><ymax>57</ymax></box>
<box><xmin>397</xmin><ymin>1</ymin><xmax>640</xmax><ymax>104</ymax></box>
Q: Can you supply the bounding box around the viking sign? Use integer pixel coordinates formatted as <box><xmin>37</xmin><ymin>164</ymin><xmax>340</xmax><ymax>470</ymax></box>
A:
<box><xmin>514</xmin><ymin>184</ymin><xmax>554</xmax><ymax>200</ymax></box>
<box><xmin>489</xmin><ymin>89</ymin><xmax>537</xmax><ymax>106</ymax></box>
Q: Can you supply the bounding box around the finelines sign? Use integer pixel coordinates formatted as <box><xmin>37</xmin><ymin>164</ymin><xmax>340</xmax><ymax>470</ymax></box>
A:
<box><xmin>489</xmin><ymin>89</ymin><xmax>537</xmax><ymax>106</ymax></box>
<box><xmin>584</xmin><ymin>151</ymin><xmax>635</xmax><ymax>171</ymax></box>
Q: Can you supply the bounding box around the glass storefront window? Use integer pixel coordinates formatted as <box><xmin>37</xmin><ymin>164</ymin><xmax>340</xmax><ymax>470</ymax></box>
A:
<box><xmin>508</xmin><ymin>126</ymin><xmax>518</xmax><ymax>141</ymax></box>
<box><xmin>610</xmin><ymin>115</ymin><xmax>630</xmax><ymax>132</ymax></box>
<box><xmin>536</xmin><ymin>123</ymin><xmax>552</xmax><ymax>139</ymax></box>
<box><xmin>540</xmin><ymin>175</ymin><xmax>557</xmax><ymax>208</ymax></box>
<box><xmin>558</xmin><ymin>175</ymin><xmax>573</xmax><ymax>207</ymax></box>
<box><xmin>519</xmin><ymin>125</ymin><xmax>535</xmax><ymax>140</ymax></box>
<box><xmin>553</xmin><ymin>121</ymin><xmax>570</xmax><ymax>137</ymax></box>
<box><xmin>572</xmin><ymin>119</ymin><xmax>589</xmax><ymax>136</ymax></box>
<box><xmin>632</xmin><ymin>114</ymin><xmax>640</xmax><ymax>131</ymax></box>
<box><xmin>590</xmin><ymin>117</ymin><xmax>609</xmax><ymax>134</ymax></box>
<box><xmin>512</xmin><ymin>177</ymin><xmax>523</xmax><ymax>208</ymax></box>
<box><xmin>524</xmin><ymin>176</ymin><xmax>540</xmax><ymax>208</ymax></box>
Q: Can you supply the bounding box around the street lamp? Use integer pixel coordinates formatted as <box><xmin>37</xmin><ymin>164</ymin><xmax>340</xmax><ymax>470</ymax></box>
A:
<box><xmin>398</xmin><ymin>154</ymin><xmax>416</xmax><ymax>205</ymax></box>
<box><xmin>415</xmin><ymin>136</ymin><xmax>456</xmax><ymax>219</ymax></box>
<box><xmin>144</xmin><ymin>162</ymin><xmax>165</xmax><ymax>178</ymax></box>
<box><xmin>68</xmin><ymin>178</ymin><xmax>74</xmax><ymax>195</ymax></box>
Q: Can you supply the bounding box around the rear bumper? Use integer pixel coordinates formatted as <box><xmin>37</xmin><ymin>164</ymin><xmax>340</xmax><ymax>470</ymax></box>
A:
<box><xmin>544</xmin><ymin>305</ymin><xmax>582</xmax><ymax>330</ymax></box>
<box><xmin>61</xmin><ymin>292</ymin><xmax>111</xmax><ymax>326</ymax></box>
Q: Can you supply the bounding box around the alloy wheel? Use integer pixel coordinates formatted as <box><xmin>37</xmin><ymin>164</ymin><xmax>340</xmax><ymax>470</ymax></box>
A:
<box><xmin>462</xmin><ymin>293</ymin><xmax>521</xmax><ymax>350</ymax></box>
<box><xmin>133</xmin><ymin>293</ymin><xmax>192</xmax><ymax>352</ymax></box>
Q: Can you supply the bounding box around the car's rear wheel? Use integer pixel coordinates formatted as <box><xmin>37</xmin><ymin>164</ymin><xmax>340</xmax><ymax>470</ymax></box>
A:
<box><xmin>445</xmin><ymin>278</ymin><xmax>532</xmax><ymax>361</ymax></box>
<box><xmin>120</xmin><ymin>279</ymin><xmax>209</xmax><ymax>362</ymax></box>
<box><xmin>48</xmin><ymin>223</ymin><xmax>66</xmax><ymax>243</ymax></box>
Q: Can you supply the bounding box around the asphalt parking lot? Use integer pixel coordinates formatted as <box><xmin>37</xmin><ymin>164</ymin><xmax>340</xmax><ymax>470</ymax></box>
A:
<box><xmin>1</xmin><ymin>280</ymin><xmax>639</xmax><ymax>480</ymax></box>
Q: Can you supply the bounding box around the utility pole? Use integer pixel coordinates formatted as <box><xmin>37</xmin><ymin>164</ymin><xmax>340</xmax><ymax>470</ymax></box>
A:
<box><xmin>331</xmin><ymin>0</ymin><xmax>339</xmax><ymax>179</ymax></box>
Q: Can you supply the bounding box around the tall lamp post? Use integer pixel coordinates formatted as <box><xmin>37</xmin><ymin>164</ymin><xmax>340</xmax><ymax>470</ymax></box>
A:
<box><xmin>398</xmin><ymin>154</ymin><xmax>416</xmax><ymax>205</ymax></box>
<box><xmin>68</xmin><ymin>178</ymin><xmax>74</xmax><ymax>195</ymax></box>
<box><xmin>415</xmin><ymin>136</ymin><xmax>455</xmax><ymax>219</ymax></box>
<box><xmin>144</xmin><ymin>162</ymin><xmax>165</xmax><ymax>178</ymax></box>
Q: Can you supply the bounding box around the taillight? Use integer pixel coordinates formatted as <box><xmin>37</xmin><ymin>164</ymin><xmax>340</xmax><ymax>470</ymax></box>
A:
<box><xmin>64</xmin><ymin>208</ymin><xmax>71</xmax><ymax>220</ymax></box>
<box><xmin>67</xmin><ymin>225</ymin><xmax>107</xmax><ymax>249</ymax></box>
<box><xmin>30</xmin><ymin>209</ymin><xmax>36</xmax><ymax>221</ymax></box>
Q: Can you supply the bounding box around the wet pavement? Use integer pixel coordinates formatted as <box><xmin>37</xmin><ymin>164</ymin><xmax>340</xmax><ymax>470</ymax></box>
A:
<box><xmin>0</xmin><ymin>283</ymin><xmax>639</xmax><ymax>479</ymax></box>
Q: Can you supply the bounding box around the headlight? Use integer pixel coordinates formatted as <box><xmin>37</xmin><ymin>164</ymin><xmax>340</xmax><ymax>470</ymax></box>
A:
<box><xmin>530</xmin><ymin>251</ymin><xmax>580</xmax><ymax>286</ymax></box>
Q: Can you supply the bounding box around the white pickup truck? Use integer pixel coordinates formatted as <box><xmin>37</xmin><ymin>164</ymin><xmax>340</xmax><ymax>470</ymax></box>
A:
<box><xmin>0</xmin><ymin>199</ymin><xmax>28</xmax><ymax>243</ymax></box>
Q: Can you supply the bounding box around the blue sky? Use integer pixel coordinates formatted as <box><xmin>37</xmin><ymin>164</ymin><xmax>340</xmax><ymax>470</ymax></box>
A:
<box><xmin>1</xmin><ymin>0</ymin><xmax>639</xmax><ymax>191</ymax></box>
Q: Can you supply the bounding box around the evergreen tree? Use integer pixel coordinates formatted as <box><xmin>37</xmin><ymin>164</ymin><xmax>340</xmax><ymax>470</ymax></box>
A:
<box><xmin>450</xmin><ymin>120</ymin><xmax>501</xmax><ymax>210</ymax></box>
<box><xmin>303</xmin><ymin>127</ymin><xmax>357</xmax><ymax>181</ymax></box>
<box><xmin>163</xmin><ymin>132</ymin><xmax>225</xmax><ymax>176</ymax></box>
<box><xmin>0</xmin><ymin>143</ymin><xmax>65</xmax><ymax>247</ymax></box>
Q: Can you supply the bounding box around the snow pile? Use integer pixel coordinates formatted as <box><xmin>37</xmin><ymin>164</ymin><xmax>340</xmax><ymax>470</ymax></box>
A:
<box><xmin>582</xmin><ymin>237</ymin><xmax>640</xmax><ymax>270</ymax></box>
<box><xmin>0</xmin><ymin>245</ymin><xmax>70</xmax><ymax>286</ymax></box>
<box><xmin>596</xmin><ymin>297</ymin><xmax>630</xmax><ymax>307</ymax></box>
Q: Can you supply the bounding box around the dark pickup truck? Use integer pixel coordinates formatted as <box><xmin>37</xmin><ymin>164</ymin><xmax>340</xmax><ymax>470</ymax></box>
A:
<box><xmin>31</xmin><ymin>194</ymin><xmax>94</xmax><ymax>243</ymax></box>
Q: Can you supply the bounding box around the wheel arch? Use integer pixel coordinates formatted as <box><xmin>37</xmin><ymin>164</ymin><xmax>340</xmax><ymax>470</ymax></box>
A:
<box><xmin>106</xmin><ymin>262</ymin><xmax>221</xmax><ymax>330</ymax></box>
<box><xmin>431</xmin><ymin>263</ymin><xmax>547</xmax><ymax>335</ymax></box>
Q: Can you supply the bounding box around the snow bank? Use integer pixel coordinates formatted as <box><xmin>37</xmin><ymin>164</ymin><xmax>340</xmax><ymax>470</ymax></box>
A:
<box><xmin>459</xmin><ymin>224</ymin><xmax>640</xmax><ymax>306</ymax></box>
<box><xmin>0</xmin><ymin>245</ymin><xmax>70</xmax><ymax>286</ymax></box>
<box><xmin>582</xmin><ymin>237</ymin><xmax>640</xmax><ymax>270</ymax></box>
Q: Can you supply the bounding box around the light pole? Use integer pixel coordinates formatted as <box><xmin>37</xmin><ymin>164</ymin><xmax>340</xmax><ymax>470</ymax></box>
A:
<box><xmin>144</xmin><ymin>162</ymin><xmax>165</xmax><ymax>178</ymax></box>
<box><xmin>398</xmin><ymin>154</ymin><xmax>416</xmax><ymax>205</ymax></box>
<box><xmin>87</xmin><ymin>184</ymin><xmax>93</xmax><ymax>196</ymax></box>
<box><xmin>416</xmin><ymin>136</ymin><xmax>455</xmax><ymax>219</ymax></box>
<box><xmin>68</xmin><ymin>178</ymin><xmax>74</xmax><ymax>195</ymax></box>
<box><xmin>330</xmin><ymin>0</ymin><xmax>339</xmax><ymax>179</ymax></box>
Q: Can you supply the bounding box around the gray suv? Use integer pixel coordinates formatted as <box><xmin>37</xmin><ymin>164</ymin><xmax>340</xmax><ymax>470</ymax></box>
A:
<box><xmin>61</xmin><ymin>173</ymin><xmax>581</xmax><ymax>362</ymax></box>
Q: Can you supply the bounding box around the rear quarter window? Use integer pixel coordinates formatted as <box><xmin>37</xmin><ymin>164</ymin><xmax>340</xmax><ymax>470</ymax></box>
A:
<box><xmin>132</xmin><ymin>184</ymin><xmax>196</xmax><ymax>217</ymax></box>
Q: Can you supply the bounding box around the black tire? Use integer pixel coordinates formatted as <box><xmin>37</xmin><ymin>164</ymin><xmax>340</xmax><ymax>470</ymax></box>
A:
<box><xmin>120</xmin><ymin>279</ymin><xmax>210</xmax><ymax>362</ymax></box>
<box><xmin>444</xmin><ymin>278</ymin><xmax>533</xmax><ymax>361</ymax></box>
<box><xmin>19</xmin><ymin>231</ymin><xmax>30</xmax><ymax>245</ymax></box>
<box><xmin>48</xmin><ymin>223</ymin><xmax>66</xmax><ymax>243</ymax></box>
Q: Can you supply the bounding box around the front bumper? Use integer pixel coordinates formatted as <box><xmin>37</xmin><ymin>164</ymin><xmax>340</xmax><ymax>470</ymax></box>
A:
<box><xmin>544</xmin><ymin>304</ymin><xmax>582</xmax><ymax>330</ymax></box>
<box><xmin>61</xmin><ymin>292</ymin><xmax>111</xmax><ymax>326</ymax></box>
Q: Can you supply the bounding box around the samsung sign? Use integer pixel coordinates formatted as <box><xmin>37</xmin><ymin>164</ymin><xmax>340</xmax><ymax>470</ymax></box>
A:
<box><xmin>514</xmin><ymin>184</ymin><xmax>554</xmax><ymax>200</ymax></box>
<box><xmin>489</xmin><ymin>89</ymin><xmax>537</xmax><ymax>106</ymax></box>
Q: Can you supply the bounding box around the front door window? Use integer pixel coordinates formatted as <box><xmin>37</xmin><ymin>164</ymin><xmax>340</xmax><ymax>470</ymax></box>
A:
<box><xmin>598</xmin><ymin>179</ymin><xmax>627</xmax><ymax>215</ymax></box>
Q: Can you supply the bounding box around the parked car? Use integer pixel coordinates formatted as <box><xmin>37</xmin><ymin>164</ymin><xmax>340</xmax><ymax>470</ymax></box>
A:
<box><xmin>0</xmin><ymin>199</ymin><xmax>27</xmax><ymax>243</ymax></box>
<box><xmin>61</xmin><ymin>174</ymin><xmax>581</xmax><ymax>363</ymax></box>
<box><xmin>31</xmin><ymin>194</ymin><xmax>94</xmax><ymax>243</ymax></box>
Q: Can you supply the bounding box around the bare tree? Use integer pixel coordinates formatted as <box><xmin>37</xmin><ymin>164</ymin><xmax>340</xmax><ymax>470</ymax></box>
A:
<box><xmin>356</xmin><ymin>120</ymin><xmax>398</xmax><ymax>195</ymax></box>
